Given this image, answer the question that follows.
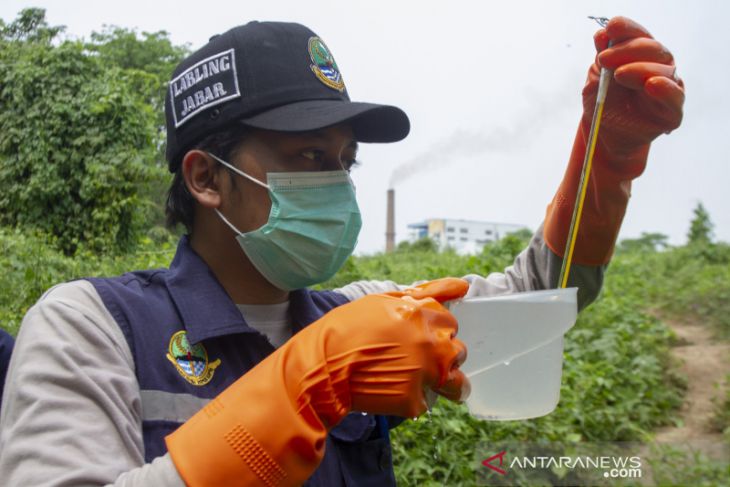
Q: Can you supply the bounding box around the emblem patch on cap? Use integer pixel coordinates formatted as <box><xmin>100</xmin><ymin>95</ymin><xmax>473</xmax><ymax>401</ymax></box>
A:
<box><xmin>166</xmin><ymin>331</ymin><xmax>221</xmax><ymax>386</ymax></box>
<box><xmin>169</xmin><ymin>48</ymin><xmax>241</xmax><ymax>128</ymax></box>
<box><xmin>308</xmin><ymin>37</ymin><xmax>345</xmax><ymax>92</ymax></box>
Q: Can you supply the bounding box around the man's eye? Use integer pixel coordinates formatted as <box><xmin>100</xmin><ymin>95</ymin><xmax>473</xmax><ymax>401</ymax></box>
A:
<box><xmin>301</xmin><ymin>150</ymin><xmax>325</xmax><ymax>162</ymax></box>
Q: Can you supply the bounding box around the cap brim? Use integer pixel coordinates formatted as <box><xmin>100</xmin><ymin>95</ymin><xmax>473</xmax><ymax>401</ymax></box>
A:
<box><xmin>239</xmin><ymin>100</ymin><xmax>410</xmax><ymax>143</ymax></box>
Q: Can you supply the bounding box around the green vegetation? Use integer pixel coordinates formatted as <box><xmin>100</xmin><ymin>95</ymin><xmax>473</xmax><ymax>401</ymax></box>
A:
<box><xmin>647</xmin><ymin>445</ymin><xmax>730</xmax><ymax>487</ymax></box>
<box><xmin>687</xmin><ymin>202</ymin><xmax>714</xmax><ymax>246</ymax></box>
<box><xmin>612</xmin><ymin>206</ymin><xmax>730</xmax><ymax>341</ymax></box>
<box><xmin>711</xmin><ymin>374</ymin><xmax>730</xmax><ymax>442</ymax></box>
<box><xmin>0</xmin><ymin>9</ymin><xmax>186</xmax><ymax>254</ymax></box>
<box><xmin>0</xmin><ymin>228</ymin><xmax>177</xmax><ymax>336</ymax></box>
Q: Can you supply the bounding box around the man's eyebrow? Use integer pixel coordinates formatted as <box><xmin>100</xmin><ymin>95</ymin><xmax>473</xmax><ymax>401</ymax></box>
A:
<box><xmin>300</xmin><ymin>131</ymin><xmax>358</xmax><ymax>150</ymax></box>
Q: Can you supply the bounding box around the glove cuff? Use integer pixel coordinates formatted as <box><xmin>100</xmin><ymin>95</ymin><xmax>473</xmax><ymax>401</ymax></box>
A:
<box><xmin>544</xmin><ymin>126</ymin><xmax>650</xmax><ymax>266</ymax></box>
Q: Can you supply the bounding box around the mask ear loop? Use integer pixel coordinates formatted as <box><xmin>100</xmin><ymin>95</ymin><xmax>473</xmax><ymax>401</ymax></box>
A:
<box><xmin>207</xmin><ymin>152</ymin><xmax>270</xmax><ymax>189</ymax></box>
<box><xmin>207</xmin><ymin>152</ymin><xmax>270</xmax><ymax>236</ymax></box>
<box><xmin>335</xmin><ymin>157</ymin><xmax>357</xmax><ymax>192</ymax></box>
<box><xmin>214</xmin><ymin>208</ymin><xmax>244</xmax><ymax>236</ymax></box>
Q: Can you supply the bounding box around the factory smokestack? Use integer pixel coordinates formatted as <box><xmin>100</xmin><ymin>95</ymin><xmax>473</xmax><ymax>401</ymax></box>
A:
<box><xmin>386</xmin><ymin>188</ymin><xmax>395</xmax><ymax>253</ymax></box>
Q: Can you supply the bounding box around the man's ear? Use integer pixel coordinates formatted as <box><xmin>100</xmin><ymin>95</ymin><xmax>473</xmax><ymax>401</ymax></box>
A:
<box><xmin>182</xmin><ymin>150</ymin><xmax>223</xmax><ymax>209</ymax></box>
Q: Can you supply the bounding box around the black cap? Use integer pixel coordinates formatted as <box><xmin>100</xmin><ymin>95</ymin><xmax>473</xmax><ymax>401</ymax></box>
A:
<box><xmin>165</xmin><ymin>21</ymin><xmax>410</xmax><ymax>171</ymax></box>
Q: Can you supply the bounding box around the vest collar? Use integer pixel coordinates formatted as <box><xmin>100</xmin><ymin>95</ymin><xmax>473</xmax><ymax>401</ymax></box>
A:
<box><xmin>164</xmin><ymin>236</ymin><xmax>321</xmax><ymax>344</ymax></box>
<box><xmin>164</xmin><ymin>236</ymin><xmax>250</xmax><ymax>344</ymax></box>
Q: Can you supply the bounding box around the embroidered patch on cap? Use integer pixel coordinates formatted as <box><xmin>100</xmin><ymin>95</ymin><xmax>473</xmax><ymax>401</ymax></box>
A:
<box><xmin>169</xmin><ymin>49</ymin><xmax>241</xmax><ymax>128</ymax></box>
<box><xmin>308</xmin><ymin>37</ymin><xmax>345</xmax><ymax>92</ymax></box>
<box><xmin>166</xmin><ymin>330</ymin><xmax>221</xmax><ymax>386</ymax></box>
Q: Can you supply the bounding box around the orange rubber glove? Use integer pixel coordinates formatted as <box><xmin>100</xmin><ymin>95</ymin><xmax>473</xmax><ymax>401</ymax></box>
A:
<box><xmin>544</xmin><ymin>16</ymin><xmax>685</xmax><ymax>265</ymax></box>
<box><xmin>166</xmin><ymin>277</ymin><xmax>469</xmax><ymax>487</ymax></box>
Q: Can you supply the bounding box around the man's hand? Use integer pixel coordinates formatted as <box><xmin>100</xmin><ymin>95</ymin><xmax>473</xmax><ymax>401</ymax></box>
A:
<box><xmin>544</xmin><ymin>16</ymin><xmax>685</xmax><ymax>267</ymax></box>
<box><xmin>383</xmin><ymin>277</ymin><xmax>471</xmax><ymax>403</ymax></box>
<box><xmin>586</xmin><ymin>16</ymin><xmax>685</xmax><ymax>165</ymax></box>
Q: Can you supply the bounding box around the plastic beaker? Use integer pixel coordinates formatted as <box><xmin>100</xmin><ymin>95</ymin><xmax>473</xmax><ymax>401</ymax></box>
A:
<box><xmin>448</xmin><ymin>288</ymin><xmax>578</xmax><ymax>420</ymax></box>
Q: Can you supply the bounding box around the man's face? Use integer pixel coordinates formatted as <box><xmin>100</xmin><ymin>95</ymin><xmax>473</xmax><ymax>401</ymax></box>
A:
<box><xmin>219</xmin><ymin>123</ymin><xmax>359</xmax><ymax>234</ymax></box>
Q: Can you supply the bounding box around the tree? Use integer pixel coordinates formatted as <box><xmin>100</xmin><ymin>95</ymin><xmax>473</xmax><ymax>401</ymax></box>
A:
<box><xmin>85</xmin><ymin>26</ymin><xmax>190</xmax><ymax>229</ymax></box>
<box><xmin>86</xmin><ymin>26</ymin><xmax>188</xmax><ymax>81</ymax></box>
<box><xmin>397</xmin><ymin>238</ymin><xmax>438</xmax><ymax>253</ymax></box>
<box><xmin>618</xmin><ymin>232</ymin><xmax>669</xmax><ymax>254</ymax></box>
<box><xmin>687</xmin><ymin>202</ymin><xmax>714</xmax><ymax>245</ymax></box>
<box><xmin>504</xmin><ymin>227</ymin><xmax>534</xmax><ymax>242</ymax></box>
<box><xmin>0</xmin><ymin>7</ymin><xmax>64</xmax><ymax>44</ymax></box>
<box><xmin>0</xmin><ymin>10</ymin><xmax>162</xmax><ymax>254</ymax></box>
<box><xmin>85</xmin><ymin>25</ymin><xmax>189</xmax><ymax>118</ymax></box>
<box><xmin>0</xmin><ymin>9</ymin><xmax>196</xmax><ymax>253</ymax></box>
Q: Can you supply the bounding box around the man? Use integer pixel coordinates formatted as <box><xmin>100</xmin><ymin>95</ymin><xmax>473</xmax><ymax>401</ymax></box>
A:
<box><xmin>0</xmin><ymin>17</ymin><xmax>683</xmax><ymax>487</ymax></box>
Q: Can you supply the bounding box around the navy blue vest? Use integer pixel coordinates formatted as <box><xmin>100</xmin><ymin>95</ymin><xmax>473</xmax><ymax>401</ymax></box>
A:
<box><xmin>0</xmin><ymin>328</ymin><xmax>14</xmax><ymax>408</ymax></box>
<box><xmin>88</xmin><ymin>237</ymin><xmax>396</xmax><ymax>486</ymax></box>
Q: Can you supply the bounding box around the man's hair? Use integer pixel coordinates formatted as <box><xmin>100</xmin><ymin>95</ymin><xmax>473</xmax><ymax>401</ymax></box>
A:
<box><xmin>165</xmin><ymin>125</ymin><xmax>248</xmax><ymax>233</ymax></box>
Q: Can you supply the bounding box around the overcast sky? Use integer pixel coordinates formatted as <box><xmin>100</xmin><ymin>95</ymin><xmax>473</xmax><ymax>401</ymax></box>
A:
<box><xmin>2</xmin><ymin>0</ymin><xmax>728</xmax><ymax>254</ymax></box>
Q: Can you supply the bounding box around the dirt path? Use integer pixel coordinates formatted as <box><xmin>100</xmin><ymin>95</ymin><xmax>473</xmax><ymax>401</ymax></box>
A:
<box><xmin>652</xmin><ymin>316</ymin><xmax>730</xmax><ymax>460</ymax></box>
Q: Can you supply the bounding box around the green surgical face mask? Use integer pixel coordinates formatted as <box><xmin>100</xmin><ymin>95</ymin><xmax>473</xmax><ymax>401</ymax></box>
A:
<box><xmin>210</xmin><ymin>153</ymin><xmax>362</xmax><ymax>291</ymax></box>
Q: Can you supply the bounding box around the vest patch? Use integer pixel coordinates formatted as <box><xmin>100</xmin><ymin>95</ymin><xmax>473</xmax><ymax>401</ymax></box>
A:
<box><xmin>166</xmin><ymin>330</ymin><xmax>221</xmax><ymax>386</ymax></box>
<box><xmin>169</xmin><ymin>48</ymin><xmax>241</xmax><ymax>128</ymax></box>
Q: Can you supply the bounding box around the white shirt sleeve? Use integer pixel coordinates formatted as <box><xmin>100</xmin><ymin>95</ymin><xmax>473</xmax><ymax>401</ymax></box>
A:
<box><xmin>0</xmin><ymin>280</ymin><xmax>185</xmax><ymax>487</ymax></box>
<box><xmin>334</xmin><ymin>224</ymin><xmax>603</xmax><ymax>311</ymax></box>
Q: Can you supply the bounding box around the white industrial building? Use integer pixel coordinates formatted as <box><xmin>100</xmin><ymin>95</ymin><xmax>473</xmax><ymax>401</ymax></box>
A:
<box><xmin>407</xmin><ymin>218</ymin><xmax>528</xmax><ymax>254</ymax></box>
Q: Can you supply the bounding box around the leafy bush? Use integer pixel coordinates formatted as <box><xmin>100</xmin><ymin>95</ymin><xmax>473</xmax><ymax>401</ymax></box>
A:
<box><xmin>647</xmin><ymin>445</ymin><xmax>730</xmax><ymax>487</ymax></box>
<box><xmin>641</xmin><ymin>243</ymin><xmax>730</xmax><ymax>339</ymax></box>
<box><xmin>0</xmin><ymin>9</ymin><xmax>184</xmax><ymax>255</ymax></box>
<box><xmin>710</xmin><ymin>374</ymin><xmax>730</xmax><ymax>442</ymax></box>
<box><xmin>321</xmin><ymin>232</ymin><xmax>534</xmax><ymax>290</ymax></box>
<box><xmin>0</xmin><ymin>229</ymin><xmax>176</xmax><ymax>335</ymax></box>
<box><xmin>0</xmin><ymin>39</ymin><xmax>163</xmax><ymax>254</ymax></box>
